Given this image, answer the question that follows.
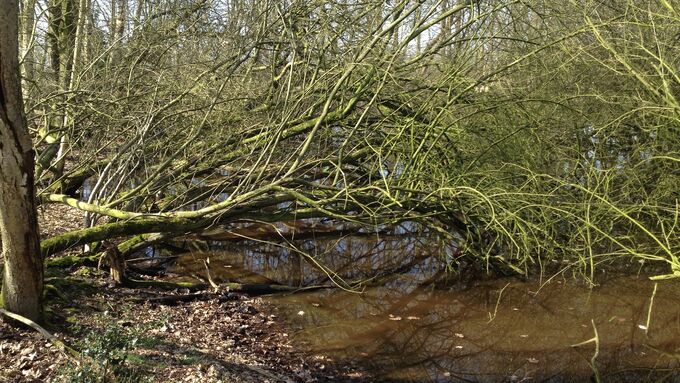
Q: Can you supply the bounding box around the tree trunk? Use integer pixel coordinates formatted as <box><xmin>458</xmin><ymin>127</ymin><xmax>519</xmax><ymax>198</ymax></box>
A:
<box><xmin>0</xmin><ymin>0</ymin><xmax>43</xmax><ymax>322</ymax></box>
<box><xmin>134</xmin><ymin>0</ymin><xmax>143</xmax><ymax>29</ymax></box>
<box><xmin>110</xmin><ymin>0</ymin><xmax>126</xmax><ymax>64</ymax></box>
<box><xmin>109</xmin><ymin>0</ymin><xmax>117</xmax><ymax>45</ymax></box>
<box><xmin>52</xmin><ymin>0</ymin><xmax>88</xmax><ymax>178</ymax></box>
<box><xmin>44</xmin><ymin>0</ymin><xmax>77</xmax><ymax>180</ymax></box>
<box><xmin>19</xmin><ymin>0</ymin><xmax>36</xmax><ymax>100</ymax></box>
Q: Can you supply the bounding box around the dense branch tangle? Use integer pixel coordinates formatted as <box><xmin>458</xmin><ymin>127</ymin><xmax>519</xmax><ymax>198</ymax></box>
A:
<box><xmin>30</xmin><ymin>1</ymin><xmax>484</xmax><ymax>252</ymax></box>
<box><xmin>20</xmin><ymin>0</ymin><xmax>680</xmax><ymax>278</ymax></box>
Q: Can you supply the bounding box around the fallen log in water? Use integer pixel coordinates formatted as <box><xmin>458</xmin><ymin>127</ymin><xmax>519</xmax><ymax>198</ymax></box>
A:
<box><xmin>126</xmin><ymin>280</ymin><xmax>332</xmax><ymax>305</ymax></box>
<box><xmin>124</xmin><ymin>278</ymin><xmax>329</xmax><ymax>295</ymax></box>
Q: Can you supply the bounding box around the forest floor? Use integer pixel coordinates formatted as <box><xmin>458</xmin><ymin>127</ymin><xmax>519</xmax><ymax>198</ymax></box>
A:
<box><xmin>0</xmin><ymin>204</ymin><xmax>368</xmax><ymax>383</ymax></box>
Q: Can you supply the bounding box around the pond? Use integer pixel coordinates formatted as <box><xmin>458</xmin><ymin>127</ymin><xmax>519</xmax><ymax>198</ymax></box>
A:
<box><xmin>167</xmin><ymin>223</ymin><xmax>680</xmax><ymax>382</ymax></box>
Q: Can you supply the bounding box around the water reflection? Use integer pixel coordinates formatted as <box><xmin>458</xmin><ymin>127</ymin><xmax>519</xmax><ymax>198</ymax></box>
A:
<box><xmin>274</xmin><ymin>276</ymin><xmax>680</xmax><ymax>382</ymax></box>
<box><xmin>170</xmin><ymin>222</ymin><xmax>450</xmax><ymax>287</ymax></box>
<box><xmin>169</xmin><ymin>227</ymin><xmax>680</xmax><ymax>382</ymax></box>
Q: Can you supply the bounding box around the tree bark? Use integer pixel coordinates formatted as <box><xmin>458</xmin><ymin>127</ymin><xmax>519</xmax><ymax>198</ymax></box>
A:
<box><xmin>19</xmin><ymin>0</ymin><xmax>36</xmax><ymax>99</ymax></box>
<box><xmin>109</xmin><ymin>0</ymin><xmax>126</xmax><ymax>64</ymax></box>
<box><xmin>52</xmin><ymin>0</ymin><xmax>88</xmax><ymax>178</ymax></box>
<box><xmin>0</xmin><ymin>0</ymin><xmax>43</xmax><ymax>321</ymax></box>
<box><xmin>133</xmin><ymin>0</ymin><xmax>143</xmax><ymax>29</ymax></box>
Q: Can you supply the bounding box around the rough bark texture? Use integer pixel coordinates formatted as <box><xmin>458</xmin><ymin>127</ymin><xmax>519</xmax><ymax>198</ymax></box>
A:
<box><xmin>0</xmin><ymin>0</ymin><xmax>43</xmax><ymax>321</ymax></box>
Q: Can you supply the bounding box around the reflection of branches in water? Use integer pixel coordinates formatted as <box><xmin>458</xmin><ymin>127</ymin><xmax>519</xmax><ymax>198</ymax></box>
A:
<box><xmin>306</xmin><ymin>287</ymin><xmax>501</xmax><ymax>382</ymax></box>
<box><xmin>170</xmin><ymin>231</ymin><xmax>680</xmax><ymax>380</ymax></box>
<box><xmin>283</xmin><ymin>276</ymin><xmax>680</xmax><ymax>381</ymax></box>
<box><xmin>261</xmin><ymin>232</ymin><xmax>446</xmax><ymax>286</ymax></box>
<box><xmin>166</xmin><ymin>217</ymin><xmax>469</xmax><ymax>291</ymax></box>
<box><xmin>377</xmin><ymin>292</ymin><xmax>496</xmax><ymax>369</ymax></box>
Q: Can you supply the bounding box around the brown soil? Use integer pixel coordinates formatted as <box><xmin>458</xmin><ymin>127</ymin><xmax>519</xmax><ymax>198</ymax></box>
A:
<box><xmin>0</xmin><ymin>205</ymin><xmax>369</xmax><ymax>382</ymax></box>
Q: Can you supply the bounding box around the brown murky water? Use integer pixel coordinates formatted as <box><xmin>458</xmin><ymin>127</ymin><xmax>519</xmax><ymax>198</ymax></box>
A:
<box><xmin>169</xmin><ymin>224</ymin><xmax>680</xmax><ymax>382</ymax></box>
<box><xmin>273</xmin><ymin>276</ymin><xmax>680</xmax><ymax>382</ymax></box>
